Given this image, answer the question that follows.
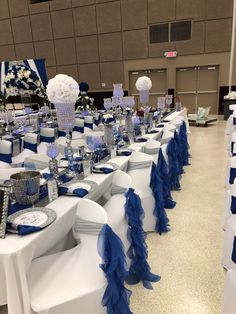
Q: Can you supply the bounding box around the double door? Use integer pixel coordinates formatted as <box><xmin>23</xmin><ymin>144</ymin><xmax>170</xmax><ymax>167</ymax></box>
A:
<box><xmin>129</xmin><ymin>69</ymin><xmax>167</xmax><ymax>109</ymax></box>
<box><xmin>176</xmin><ymin>66</ymin><xmax>219</xmax><ymax>114</ymax></box>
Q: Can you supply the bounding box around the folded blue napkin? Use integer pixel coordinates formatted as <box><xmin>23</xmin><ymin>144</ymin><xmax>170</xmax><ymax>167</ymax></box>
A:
<box><xmin>7</xmin><ymin>222</ymin><xmax>42</xmax><ymax>235</ymax></box>
<box><xmin>134</xmin><ymin>138</ymin><xmax>148</xmax><ymax>142</ymax></box>
<box><xmin>156</xmin><ymin>124</ymin><xmax>165</xmax><ymax>128</ymax></box>
<box><xmin>117</xmin><ymin>150</ymin><xmax>132</xmax><ymax>156</ymax></box>
<box><xmin>94</xmin><ymin>167</ymin><xmax>113</xmax><ymax>174</ymax></box>
<box><xmin>147</xmin><ymin>130</ymin><xmax>159</xmax><ymax>134</ymax></box>
<box><xmin>58</xmin><ymin>186</ymin><xmax>88</xmax><ymax>197</ymax></box>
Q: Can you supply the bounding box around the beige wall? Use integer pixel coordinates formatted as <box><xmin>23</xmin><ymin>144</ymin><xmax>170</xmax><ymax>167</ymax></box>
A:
<box><xmin>0</xmin><ymin>0</ymin><xmax>235</xmax><ymax>94</ymax></box>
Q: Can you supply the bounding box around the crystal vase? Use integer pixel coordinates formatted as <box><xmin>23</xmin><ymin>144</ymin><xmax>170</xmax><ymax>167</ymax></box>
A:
<box><xmin>139</xmin><ymin>89</ymin><xmax>149</xmax><ymax>105</ymax></box>
<box><xmin>54</xmin><ymin>103</ymin><xmax>75</xmax><ymax>133</ymax></box>
<box><xmin>104</xmin><ymin>124</ymin><xmax>114</xmax><ymax>146</ymax></box>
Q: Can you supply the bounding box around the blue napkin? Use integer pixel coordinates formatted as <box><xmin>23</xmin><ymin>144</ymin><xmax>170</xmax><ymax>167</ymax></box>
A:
<box><xmin>156</xmin><ymin>124</ymin><xmax>165</xmax><ymax>128</ymax></box>
<box><xmin>147</xmin><ymin>130</ymin><xmax>158</xmax><ymax>134</ymax></box>
<box><xmin>58</xmin><ymin>186</ymin><xmax>88</xmax><ymax>197</ymax></box>
<box><xmin>7</xmin><ymin>222</ymin><xmax>42</xmax><ymax>235</ymax></box>
<box><xmin>134</xmin><ymin>138</ymin><xmax>148</xmax><ymax>142</ymax></box>
<box><xmin>117</xmin><ymin>150</ymin><xmax>132</xmax><ymax>156</ymax></box>
<box><xmin>94</xmin><ymin>167</ymin><xmax>113</xmax><ymax>174</ymax></box>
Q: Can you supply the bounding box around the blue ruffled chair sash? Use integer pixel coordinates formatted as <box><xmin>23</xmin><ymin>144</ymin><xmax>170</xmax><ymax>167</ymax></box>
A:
<box><xmin>232</xmin><ymin>236</ymin><xmax>236</xmax><ymax>263</ymax></box>
<box><xmin>157</xmin><ymin>149</ymin><xmax>176</xmax><ymax>209</ymax></box>
<box><xmin>179</xmin><ymin>121</ymin><xmax>190</xmax><ymax>166</ymax></box>
<box><xmin>23</xmin><ymin>142</ymin><xmax>37</xmax><ymax>153</ymax></box>
<box><xmin>231</xmin><ymin>195</ymin><xmax>236</xmax><ymax>214</ymax></box>
<box><xmin>124</xmin><ymin>188</ymin><xmax>161</xmax><ymax>289</ymax></box>
<box><xmin>150</xmin><ymin>162</ymin><xmax>170</xmax><ymax>234</ymax></box>
<box><xmin>40</xmin><ymin>135</ymin><xmax>55</xmax><ymax>143</ymax></box>
<box><xmin>229</xmin><ymin>168</ymin><xmax>236</xmax><ymax>184</ymax></box>
<box><xmin>0</xmin><ymin>153</ymin><xmax>12</xmax><ymax>163</ymax></box>
<box><xmin>167</xmin><ymin>138</ymin><xmax>181</xmax><ymax>191</ymax></box>
<box><xmin>98</xmin><ymin>224</ymin><xmax>133</xmax><ymax>314</ymax></box>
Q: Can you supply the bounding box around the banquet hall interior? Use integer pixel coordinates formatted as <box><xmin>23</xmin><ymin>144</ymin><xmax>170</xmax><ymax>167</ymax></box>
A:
<box><xmin>0</xmin><ymin>0</ymin><xmax>236</xmax><ymax>313</ymax></box>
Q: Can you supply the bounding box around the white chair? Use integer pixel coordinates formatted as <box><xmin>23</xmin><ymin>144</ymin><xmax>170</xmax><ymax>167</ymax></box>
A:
<box><xmin>28</xmin><ymin>199</ymin><xmax>108</xmax><ymax>314</ymax></box>
<box><xmin>84</xmin><ymin>116</ymin><xmax>94</xmax><ymax>133</ymax></box>
<box><xmin>12</xmin><ymin>133</ymin><xmax>38</xmax><ymax>165</ymax></box>
<box><xmin>170</xmin><ymin>116</ymin><xmax>184</xmax><ymax>132</ymax></box>
<box><xmin>143</xmin><ymin>139</ymin><xmax>161</xmax><ymax>164</ymax></box>
<box><xmin>72</xmin><ymin>118</ymin><xmax>84</xmax><ymax>139</ymax></box>
<box><xmin>104</xmin><ymin>170</ymin><xmax>132</xmax><ymax>263</ymax></box>
<box><xmin>222</xmin><ymin>215</ymin><xmax>236</xmax><ymax>270</ymax></box>
<box><xmin>222</xmin><ymin>267</ymin><xmax>236</xmax><ymax>314</ymax></box>
<box><xmin>37</xmin><ymin>128</ymin><xmax>55</xmax><ymax>154</ymax></box>
<box><xmin>0</xmin><ymin>140</ymin><xmax>12</xmax><ymax>168</ymax></box>
<box><xmin>127</xmin><ymin>151</ymin><xmax>156</xmax><ymax>231</ymax></box>
<box><xmin>161</xmin><ymin>130</ymin><xmax>175</xmax><ymax>165</ymax></box>
<box><xmin>163</xmin><ymin>123</ymin><xmax>176</xmax><ymax>133</ymax></box>
<box><xmin>56</xmin><ymin>137</ymin><xmax>86</xmax><ymax>154</ymax></box>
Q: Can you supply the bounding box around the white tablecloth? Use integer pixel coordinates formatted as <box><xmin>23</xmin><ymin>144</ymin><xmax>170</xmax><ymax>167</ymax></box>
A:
<box><xmin>0</xmin><ymin>110</ymin><xmax>185</xmax><ymax>314</ymax></box>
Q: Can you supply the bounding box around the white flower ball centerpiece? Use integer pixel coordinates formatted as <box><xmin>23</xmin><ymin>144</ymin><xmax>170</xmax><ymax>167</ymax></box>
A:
<box><xmin>135</xmin><ymin>76</ymin><xmax>152</xmax><ymax>106</ymax></box>
<box><xmin>46</xmin><ymin>74</ymin><xmax>79</xmax><ymax>135</ymax></box>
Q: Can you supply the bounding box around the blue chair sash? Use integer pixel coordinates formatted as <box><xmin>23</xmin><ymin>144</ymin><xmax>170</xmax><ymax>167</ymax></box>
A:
<box><xmin>98</xmin><ymin>224</ymin><xmax>132</xmax><ymax>314</ymax></box>
<box><xmin>167</xmin><ymin>138</ymin><xmax>181</xmax><ymax>191</ymax></box>
<box><xmin>58</xmin><ymin>130</ymin><xmax>67</xmax><ymax>137</ymax></box>
<box><xmin>40</xmin><ymin>135</ymin><xmax>55</xmax><ymax>143</ymax></box>
<box><xmin>23</xmin><ymin>142</ymin><xmax>37</xmax><ymax>153</ymax></box>
<box><xmin>234</xmin><ymin>117</ymin><xmax>236</xmax><ymax>125</ymax></box>
<box><xmin>157</xmin><ymin>149</ymin><xmax>176</xmax><ymax>209</ymax></box>
<box><xmin>73</xmin><ymin>126</ymin><xmax>84</xmax><ymax>133</ymax></box>
<box><xmin>174</xmin><ymin>131</ymin><xmax>184</xmax><ymax>175</ymax></box>
<box><xmin>150</xmin><ymin>162</ymin><xmax>170</xmax><ymax>234</ymax></box>
<box><xmin>179</xmin><ymin>121</ymin><xmax>190</xmax><ymax>166</ymax></box>
<box><xmin>229</xmin><ymin>168</ymin><xmax>236</xmax><ymax>184</ymax></box>
<box><xmin>0</xmin><ymin>153</ymin><xmax>12</xmax><ymax>163</ymax></box>
<box><xmin>232</xmin><ymin>236</ymin><xmax>236</xmax><ymax>263</ymax></box>
<box><xmin>84</xmin><ymin>122</ymin><xmax>93</xmax><ymax>129</ymax></box>
<box><xmin>231</xmin><ymin>195</ymin><xmax>236</xmax><ymax>214</ymax></box>
<box><xmin>124</xmin><ymin>188</ymin><xmax>161</xmax><ymax>289</ymax></box>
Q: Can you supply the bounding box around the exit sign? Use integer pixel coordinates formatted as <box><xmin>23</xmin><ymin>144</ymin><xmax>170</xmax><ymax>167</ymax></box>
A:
<box><xmin>164</xmin><ymin>51</ymin><xmax>178</xmax><ymax>58</ymax></box>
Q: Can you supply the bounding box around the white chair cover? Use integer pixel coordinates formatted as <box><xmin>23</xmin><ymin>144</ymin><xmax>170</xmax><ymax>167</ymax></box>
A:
<box><xmin>0</xmin><ymin>167</ymin><xmax>25</xmax><ymax>181</ymax></box>
<box><xmin>127</xmin><ymin>152</ymin><xmax>156</xmax><ymax>231</ymax></box>
<box><xmin>28</xmin><ymin>199</ymin><xmax>107</xmax><ymax>314</ymax></box>
<box><xmin>161</xmin><ymin>130</ymin><xmax>175</xmax><ymax>164</ymax></box>
<box><xmin>0</xmin><ymin>139</ymin><xmax>12</xmax><ymax>167</ymax></box>
<box><xmin>222</xmin><ymin>267</ymin><xmax>236</xmax><ymax>314</ymax></box>
<box><xmin>84</xmin><ymin>116</ymin><xmax>94</xmax><ymax>133</ymax></box>
<box><xmin>143</xmin><ymin>139</ymin><xmax>161</xmax><ymax>163</ymax></box>
<box><xmin>104</xmin><ymin>170</ymin><xmax>132</xmax><ymax>262</ymax></box>
<box><xmin>38</xmin><ymin>128</ymin><xmax>55</xmax><ymax>154</ymax></box>
<box><xmin>12</xmin><ymin>133</ymin><xmax>38</xmax><ymax>165</ymax></box>
<box><xmin>222</xmin><ymin>215</ymin><xmax>236</xmax><ymax>270</ymax></box>
<box><xmin>56</xmin><ymin>137</ymin><xmax>86</xmax><ymax>154</ymax></box>
<box><xmin>163</xmin><ymin>124</ymin><xmax>176</xmax><ymax>133</ymax></box>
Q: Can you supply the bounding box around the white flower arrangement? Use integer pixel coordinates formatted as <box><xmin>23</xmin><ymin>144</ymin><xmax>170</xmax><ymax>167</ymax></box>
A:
<box><xmin>224</xmin><ymin>91</ymin><xmax>236</xmax><ymax>100</ymax></box>
<box><xmin>102</xmin><ymin>113</ymin><xmax>115</xmax><ymax>125</ymax></box>
<box><xmin>135</xmin><ymin>76</ymin><xmax>152</xmax><ymax>91</ymax></box>
<box><xmin>46</xmin><ymin>74</ymin><xmax>80</xmax><ymax>104</ymax></box>
<box><xmin>4</xmin><ymin>64</ymin><xmax>42</xmax><ymax>96</ymax></box>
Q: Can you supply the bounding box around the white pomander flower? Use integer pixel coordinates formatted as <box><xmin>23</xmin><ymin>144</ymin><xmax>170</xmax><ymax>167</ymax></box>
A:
<box><xmin>135</xmin><ymin>76</ymin><xmax>152</xmax><ymax>91</ymax></box>
<box><xmin>46</xmin><ymin>74</ymin><xmax>80</xmax><ymax>104</ymax></box>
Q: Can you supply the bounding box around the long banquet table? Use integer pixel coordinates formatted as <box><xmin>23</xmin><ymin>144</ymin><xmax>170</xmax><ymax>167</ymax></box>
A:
<box><xmin>0</xmin><ymin>109</ymin><xmax>186</xmax><ymax>314</ymax></box>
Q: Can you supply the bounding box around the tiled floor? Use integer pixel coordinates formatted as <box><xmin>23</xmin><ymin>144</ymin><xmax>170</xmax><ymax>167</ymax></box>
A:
<box><xmin>129</xmin><ymin>120</ymin><xmax>227</xmax><ymax>313</ymax></box>
<box><xmin>0</xmin><ymin>120</ymin><xmax>227</xmax><ymax>314</ymax></box>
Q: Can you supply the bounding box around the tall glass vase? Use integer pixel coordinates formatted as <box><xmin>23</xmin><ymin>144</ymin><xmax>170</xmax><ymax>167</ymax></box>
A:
<box><xmin>54</xmin><ymin>102</ymin><xmax>75</xmax><ymax>133</ymax></box>
<box><xmin>104</xmin><ymin>124</ymin><xmax>114</xmax><ymax>146</ymax></box>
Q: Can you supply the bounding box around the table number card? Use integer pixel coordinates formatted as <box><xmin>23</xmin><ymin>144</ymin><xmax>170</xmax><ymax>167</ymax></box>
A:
<box><xmin>0</xmin><ymin>185</ymin><xmax>11</xmax><ymax>239</ymax></box>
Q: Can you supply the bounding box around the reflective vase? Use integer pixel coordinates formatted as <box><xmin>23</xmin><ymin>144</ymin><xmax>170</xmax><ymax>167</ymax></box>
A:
<box><xmin>104</xmin><ymin>124</ymin><xmax>114</xmax><ymax>146</ymax></box>
<box><xmin>54</xmin><ymin>103</ymin><xmax>75</xmax><ymax>133</ymax></box>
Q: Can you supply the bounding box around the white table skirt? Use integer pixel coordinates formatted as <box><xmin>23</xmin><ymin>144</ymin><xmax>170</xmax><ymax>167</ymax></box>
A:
<box><xmin>0</xmin><ymin>110</ymin><xmax>184</xmax><ymax>314</ymax></box>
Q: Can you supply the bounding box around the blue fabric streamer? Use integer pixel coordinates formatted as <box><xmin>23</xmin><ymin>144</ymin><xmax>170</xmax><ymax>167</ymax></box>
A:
<box><xmin>232</xmin><ymin>236</ymin><xmax>236</xmax><ymax>263</ymax></box>
<box><xmin>73</xmin><ymin>126</ymin><xmax>84</xmax><ymax>133</ymax></box>
<box><xmin>150</xmin><ymin>163</ymin><xmax>170</xmax><ymax>234</ymax></box>
<box><xmin>7</xmin><ymin>222</ymin><xmax>42</xmax><ymax>235</ymax></box>
<box><xmin>124</xmin><ymin>188</ymin><xmax>161</xmax><ymax>289</ymax></box>
<box><xmin>229</xmin><ymin>168</ymin><xmax>236</xmax><ymax>184</ymax></box>
<box><xmin>179</xmin><ymin>122</ymin><xmax>190</xmax><ymax>166</ymax></box>
<box><xmin>174</xmin><ymin>131</ymin><xmax>184</xmax><ymax>175</ymax></box>
<box><xmin>40</xmin><ymin>135</ymin><xmax>55</xmax><ymax>143</ymax></box>
<box><xmin>157</xmin><ymin>149</ymin><xmax>176</xmax><ymax>209</ymax></box>
<box><xmin>23</xmin><ymin>142</ymin><xmax>37</xmax><ymax>153</ymax></box>
<box><xmin>167</xmin><ymin>138</ymin><xmax>181</xmax><ymax>191</ymax></box>
<box><xmin>0</xmin><ymin>153</ymin><xmax>12</xmax><ymax>164</ymax></box>
<box><xmin>98</xmin><ymin>224</ymin><xmax>133</xmax><ymax>314</ymax></box>
<box><xmin>231</xmin><ymin>195</ymin><xmax>236</xmax><ymax>214</ymax></box>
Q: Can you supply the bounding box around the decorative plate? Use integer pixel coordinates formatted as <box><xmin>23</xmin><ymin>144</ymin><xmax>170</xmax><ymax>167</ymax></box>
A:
<box><xmin>7</xmin><ymin>207</ymin><xmax>57</xmax><ymax>232</ymax></box>
<box><xmin>92</xmin><ymin>162</ymin><xmax>119</xmax><ymax>173</ymax></box>
<box><xmin>60</xmin><ymin>179</ymin><xmax>97</xmax><ymax>196</ymax></box>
